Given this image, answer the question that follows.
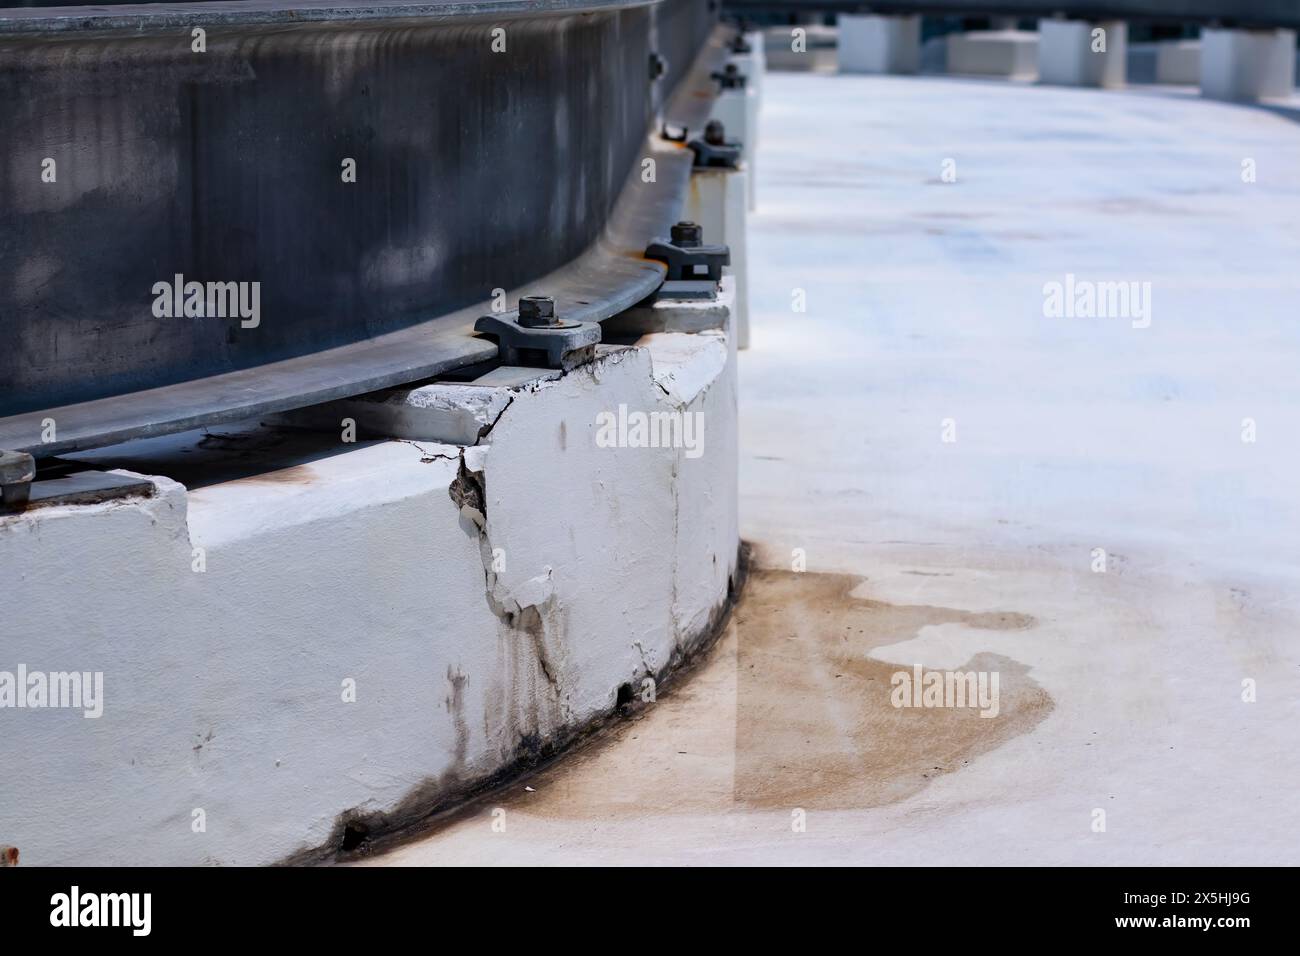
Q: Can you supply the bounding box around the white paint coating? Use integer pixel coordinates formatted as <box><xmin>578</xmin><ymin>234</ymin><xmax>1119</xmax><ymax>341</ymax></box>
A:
<box><xmin>709</xmin><ymin>82</ymin><xmax>758</xmax><ymax>213</ymax></box>
<box><xmin>685</xmin><ymin>168</ymin><xmax>749</xmax><ymax>349</ymax></box>
<box><xmin>1201</xmin><ymin>28</ymin><xmax>1296</xmax><ymax>102</ymax></box>
<box><xmin>368</xmin><ymin>73</ymin><xmax>1300</xmax><ymax>866</ymax></box>
<box><xmin>0</xmin><ymin>326</ymin><xmax>737</xmax><ymax>865</ymax></box>
<box><xmin>946</xmin><ymin>30</ymin><xmax>1039</xmax><ymax>80</ymax></box>
<box><xmin>610</xmin><ymin>274</ymin><xmax>735</xmax><ymax>336</ymax></box>
<box><xmin>729</xmin><ymin>35</ymin><xmax>764</xmax><ymax>209</ymax></box>
<box><xmin>837</xmin><ymin>14</ymin><xmax>920</xmax><ymax>76</ymax></box>
<box><xmin>1038</xmin><ymin>19</ymin><xmax>1127</xmax><ymax>88</ymax></box>
<box><xmin>1155</xmin><ymin>38</ymin><xmax>1200</xmax><ymax>86</ymax></box>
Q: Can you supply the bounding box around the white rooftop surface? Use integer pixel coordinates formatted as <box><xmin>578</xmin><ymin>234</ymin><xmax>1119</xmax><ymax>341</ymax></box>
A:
<box><xmin>368</xmin><ymin>74</ymin><xmax>1300</xmax><ymax>866</ymax></box>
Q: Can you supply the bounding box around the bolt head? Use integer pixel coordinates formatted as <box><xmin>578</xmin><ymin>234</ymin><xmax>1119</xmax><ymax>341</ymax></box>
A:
<box><xmin>518</xmin><ymin>295</ymin><xmax>557</xmax><ymax>328</ymax></box>
<box><xmin>0</xmin><ymin>450</ymin><xmax>35</xmax><ymax>485</ymax></box>
<box><xmin>704</xmin><ymin>119</ymin><xmax>726</xmax><ymax>146</ymax></box>
<box><xmin>671</xmin><ymin>221</ymin><xmax>703</xmax><ymax>248</ymax></box>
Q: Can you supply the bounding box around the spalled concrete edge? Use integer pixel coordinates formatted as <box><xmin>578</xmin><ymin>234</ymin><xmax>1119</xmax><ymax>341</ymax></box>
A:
<box><xmin>284</xmin><ymin>541</ymin><xmax>751</xmax><ymax>865</ymax></box>
<box><xmin>1</xmin><ymin>316</ymin><xmax>737</xmax><ymax>865</ymax></box>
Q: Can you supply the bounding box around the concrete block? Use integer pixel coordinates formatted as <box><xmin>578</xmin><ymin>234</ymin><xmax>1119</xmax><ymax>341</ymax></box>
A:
<box><xmin>1038</xmin><ymin>19</ymin><xmax>1127</xmax><ymax>88</ymax></box>
<box><xmin>946</xmin><ymin>30</ymin><xmax>1039</xmax><ymax>79</ymax></box>
<box><xmin>604</xmin><ymin>275</ymin><xmax>735</xmax><ymax>339</ymax></box>
<box><xmin>269</xmin><ymin>377</ymin><xmax>526</xmax><ymax>445</ymax></box>
<box><xmin>1201</xmin><ymin>28</ymin><xmax>1295</xmax><ymax>102</ymax></box>
<box><xmin>837</xmin><ymin>14</ymin><xmax>920</xmax><ymax>76</ymax></box>
<box><xmin>710</xmin><ymin>85</ymin><xmax>757</xmax><ymax>211</ymax></box>
<box><xmin>684</xmin><ymin>165</ymin><xmax>749</xmax><ymax>349</ymax></box>
<box><xmin>0</xmin><ymin>322</ymin><xmax>739</xmax><ymax>865</ymax></box>
<box><xmin>765</xmin><ymin>25</ymin><xmax>838</xmax><ymax>74</ymax></box>
<box><xmin>745</xmin><ymin>29</ymin><xmax>766</xmax><ymax>80</ymax></box>
<box><xmin>731</xmin><ymin>35</ymin><xmax>764</xmax><ymax>102</ymax></box>
<box><xmin>1156</xmin><ymin>39</ymin><xmax>1200</xmax><ymax>85</ymax></box>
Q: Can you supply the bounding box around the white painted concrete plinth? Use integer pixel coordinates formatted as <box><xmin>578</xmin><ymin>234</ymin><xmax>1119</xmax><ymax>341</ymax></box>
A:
<box><xmin>765</xmin><ymin>25</ymin><xmax>837</xmax><ymax>74</ymax></box>
<box><xmin>710</xmin><ymin>86</ymin><xmax>757</xmax><ymax>212</ymax></box>
<box><xmin>685</xmin><ymin>166</ymin><xmax>749</xmax><ymax>349</ymax></box>
<box><xmin>837</xmin><ymin>14</ymin><xmax>920</xmax><ymax>76</ymax></box>
<box><xmin>745</xmin><ymin>30</ymin><xmax>766</xmax><ymax>81</ymax></box>
<box><xmin>1155</xmin><ymin>39</ymin><xmax>1200</xmax><ymax>85</ymax></box>
<box><xmin>0</xmin><ymin>327</ymin><xmax>738</xmax><ymax>865</ymax></box>
<box><xmin>1038</xmin><ymin>18</ymin><xmax>1127</xmax><ymax>88</ymax></box>
<box><xmin>946</xmin><ymin>30</ymin><xmax>1039</xmax><ymax>79</ymax></box>
<box><xmin>1201</xmin><ymin>28</ymin><xmax>1295</xmax><ymax>102</ymax></box>
<box><xmin>731</xmin><ymin>35</ymin><xmax>764</xmax><ymax>103</ymax></box>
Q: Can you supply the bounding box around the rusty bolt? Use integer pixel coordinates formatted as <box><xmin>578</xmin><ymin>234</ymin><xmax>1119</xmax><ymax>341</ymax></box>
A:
<box><xmin>518</xmin><ymin>295</ymin><xmax>558</xmax><ymax>328</ymax></box>
<box><xmin>0</xmin><ymin>845</ymin><xmax>18</xmax><ymax>866</ymax></box>
<box><xmin>670</xmin><ymin>221</ymin><xmax>703</xmax><ymax>248</ymax></box>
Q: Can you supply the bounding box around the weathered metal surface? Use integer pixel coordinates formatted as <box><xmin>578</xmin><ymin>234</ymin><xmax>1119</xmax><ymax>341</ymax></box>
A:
<box><xmin>0</xmin><ymin>449</ymin><xmax>36</xmax><ymax>509</ymax></box>
<box><xmin>0</xmin><ymin>0</ymin><xmax>723</xmax><ymax>455</ymax></box>
<box><xmin>474</xmin><ymin>295</ymin><xmax>602</xmax><ymax>369</ymax></box>
<box><xmin>722</xmin><ymin>0</ymin><xmax>1300</xmax><ymax>29</ymax></box>
<box><xmin>21</xmin><ymin>469</ymin><xmax>156</xmax><ymax>510</ymax></box>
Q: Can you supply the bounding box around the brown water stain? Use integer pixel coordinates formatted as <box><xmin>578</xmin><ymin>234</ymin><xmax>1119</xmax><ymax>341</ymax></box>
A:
<box><xmin>495</xmin><ymin>568</ymin><xmax>1052</xmax><ymax>821</ymax></box>
<box><xmin>733</xmin><ymin>569</ymin><xmax>1050</xmax><ymax>811</ymax></box>
<box><xmin>228</xmin><ymin>463</ymin><xmax>317</xmax><ymax>485</ymax></box>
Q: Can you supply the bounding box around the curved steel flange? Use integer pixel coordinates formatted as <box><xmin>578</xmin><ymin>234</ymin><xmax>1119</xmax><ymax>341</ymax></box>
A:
<box><xmin>0</xmin><ymin>1</ymin><xmax>728</xmax><ymax>456</ymax></box>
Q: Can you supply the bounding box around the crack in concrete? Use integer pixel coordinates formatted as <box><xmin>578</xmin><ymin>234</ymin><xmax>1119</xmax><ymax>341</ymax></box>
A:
<box><xmin>473</xmin><ymin>395</ymin><xmax>514</xmax><ymax>445</ymax></box>
<box><xmin>397</xmin><ymin>440</ymin><xmax>460</xmax><ymax>464</ymax></box>
<box><xmin>442</xmin><ymin>399</ymin><xmax>567</xmax><ymax>718</ymax></box>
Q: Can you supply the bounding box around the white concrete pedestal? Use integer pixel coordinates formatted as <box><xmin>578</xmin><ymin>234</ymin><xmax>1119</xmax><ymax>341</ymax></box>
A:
<box><xmin>947</xmin><ymin>30</ymin><xmax>1039</xmax><ymax>79</ymax></box>
<box><xmin>711</xmin><ymin>81</ymin><xmax>759</xmax><ymax>212</ymax></box>
<box><xmin>1200</xmin><ymin>28</ymin><xmax>1295</xmax><ymax>101</ymax></box>
<box><xmin>1</xmin><ymin>325</ymin><xmax>739</xmax><ymax>865</ymax></box>
<box><xmin>1038</xmin><ymin>18</ymin><xmax>1127</xmax><ymax>88</ymax></box>
<box><xmin>731</xmin><ymin>33</ymin><xmax>765</xmax><ymax>101</ymax></box>
<box><xmin>1155</xmin><ymin>39</ymin><xmax>1200</xmax><ymax>85</ymax></box>
<box><xmin>745</xmin><ymin>30</ymin><xmax>766</xmax><ymax>79</ymax></box>
<box><xmin>685</xmin><ymin>167</ymin><xmax>749</xmax><ymax>350</ymax></box>
<box><xmin>837</xmin><ymin>14</ymin><xmax>920</xmax><ymax>75</ymax></box>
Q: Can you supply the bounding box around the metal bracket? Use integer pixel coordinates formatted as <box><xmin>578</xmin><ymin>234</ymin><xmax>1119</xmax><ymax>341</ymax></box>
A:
<box><xmin>1</xmin><ymin>454</ymin><xmax>155</xmax><ymax>515</ymax></box>
<box><xmin>473</xmin><ymin>296</ymin><xmax>600</xmax><ymax>371</ymax></box>
<box><xmin>0</xmin><ymin>450</ymin><xmax>35</xmax><ymax>512</ymax></box>
<box><xmin>688</xmin><ymin>119</ymin><xmax>741</xmax><ymax>169</ymax></box>
<box><xmin>644</xmin><ymin>222</ymin><xmax>730</xmax><ymax>284</ymax></box>
<box><xmin>711</xmin><ymin>63</ymin><xmax>747</xmax><ymax>90</ymax></box>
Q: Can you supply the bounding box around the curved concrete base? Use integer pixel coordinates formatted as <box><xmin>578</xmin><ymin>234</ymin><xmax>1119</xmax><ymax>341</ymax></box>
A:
<box><xmin>0</xmin><ymin>323</ymin><xmax>739</xmax><ymax>865</ymax></box>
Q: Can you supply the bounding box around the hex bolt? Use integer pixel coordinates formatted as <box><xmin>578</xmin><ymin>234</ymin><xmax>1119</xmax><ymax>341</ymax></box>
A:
<box><xmin>712</xmin><ymin>63</ymin><xmax>746</xmax><ymax>89</ymax></box>
<box><xmin>0</xmin><ymin>450</ymin><xmax>36</xmax><ymax>512</ymax></box>
<box><xmin>518</xmin><ymin>295</ymin><xmax>558</xmax><ymax>328</ymax></box>
<box><xmin>704</xmin><ymin>119</ymin><xmax>727</xmax><ymax>146</ymax></box>
<box><xmin>649</xmin><ymin>52</ymin><xmax>667</xmax><ymax>81</ymax></box>
<box><xmin>670</xmin><ymin>221</ymin><xmax>703</xmax><ymax>248</ymax></box>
